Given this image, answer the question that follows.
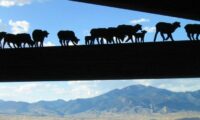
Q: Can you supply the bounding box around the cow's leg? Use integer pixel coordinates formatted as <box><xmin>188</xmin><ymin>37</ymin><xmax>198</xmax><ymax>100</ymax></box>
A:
<box><xmin>154</xmin><ymin>31</ymin><xmax>158</xmax><ymax>42</ymax></box>
<box><xmin>59</xmin><ymin>39</ymin><xmax>63</xmax><ymax>46</ymax></box>
<box><xmin>191</xmin><ymin>33</ymin><xmax>196</xmax><ymax>40</ymax></box>
<box><xmin>96</xmin><ymin>38</ymin><xmax>100</xmax><ymax>45</ymax></box>
<box><xmin>135</xmin><ymin>37</ymin><xmax>138</xmax><ymax>43</ymax></box>
<box><xmin>35</xmin><ymin>42</ymin><xmax>38</xmax><ymax>47</ymax></box>
<box><xmin>197</xmin><ymin>33</ymin><xmax>199</xmax><ymax>40</ymax></box>
<box><xmin>115</xmin><ymin>37</ymin><xmax>119</xmax><ymax>44</ymax></box>
<box><xmin>66</xmin><ymin>41</ymin><xmax>69</xmax><ymax>46</ymax></box>
<box><xmin>59</xmin><ymin>39</ymin><xmax>62</xmax><ymax>46</ymax></box>
<box><xmin>125</xmin><ymin>36</ymin><xmax>130</xmax><ymax>43</ymax></box>
<box><xmin>85</xmin><ymin>39</ymin><xmax>87</xmax><ymax>45</ymax></box>
<box><xmin>3</xmin><ymin>41</ymin><xmax>6</xmax><ymax>49</ymax></box>
<box><xmin>169</xmin><ymin>34</ymin><xmax>174</xmax><ymax>42</ymax></box>
<box><xmin>187</xmin><ymin>33</ymin><xmax>192</xmax><ymax>40</ymax></box>
<box><xmin>12</xmin><ymin>42</ymin><xmax>16</xmax><ymax>48</ymax></box>
<box><xmin>130</xmin><ymin>37</ymin><xmax>134</xmax><ymax>43</ymax></box>
<box><xmin>142</xmin><ymin>37</ymin><xmax>144</xmax><ymax>43</ymax></box>
<box><xmin>102</xmin><ymin>38</ymin><xmax>105</xmax><ymax>44</ymax></box>
<box><xmin>41</xmin><ymin>41</ymin><xmax>43</xmax><ymax>47</ymax></box>
<box><xmin>160</xmin><ymin>32</ymin><xmax>166</xmax><ymax>41</ymax></box>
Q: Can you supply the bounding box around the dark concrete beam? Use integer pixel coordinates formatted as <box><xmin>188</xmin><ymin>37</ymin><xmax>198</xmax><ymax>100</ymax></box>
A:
<box><xmin>71</xmin><ymin>0</ymin><xmax>200</xmax><ymax>21</ymax></box>
<box><xmin>1</xmin><ymin>41</ymin><xmax>200</xmax><ymax>81</ymax></box>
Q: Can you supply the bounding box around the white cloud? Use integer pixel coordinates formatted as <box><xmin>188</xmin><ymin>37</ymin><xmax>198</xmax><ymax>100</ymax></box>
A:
<box><xmin>67</xmin><ymin>81</ymin><xmax>101</xmax><ymax>99</ymax></box>
<box><xmin>131</xmin><ymin>78</ymin><xmax>200</xmax><ymax>92</ymax></box>
<box><xmin>15</xmin><ymin>83</ymin><xmax>39</xmax><ymax>94</ymax></box>
<box><xmin>130</xmin><ymin>18</ymin><xmax>150</xmax><ymax>24</ymax></box>
<box><xmin>0</xmin><ymin>0</ymin><xmax>48</xmax><ymax>7</ymax></box>
<box><xmin>0</xmin><ymin>81</ymin><xmax>101</xmax><ymax>102</ymax></box>
<box><xmin>143</xmin><ymin>26</ymin><xmax>156</xmax><ymax>33</ymax></box>
<box><xmin>0</xmin><ymin>0</ymin><xmax>30</xmax><ymax>7</ymax></box>
<box><xmin>9</xmin><ymin>20</ymin><xmax>30</xmax><ymax>34</ymax></box>
<box><xmin>44</xmin><ymin>41</ymin><xmax>55</xmax><ymax>47</ymax></box>
<box><xmin>0</xmin><ymin>0</ymin><xmax>15</xmax><ymax>7</ymax></box>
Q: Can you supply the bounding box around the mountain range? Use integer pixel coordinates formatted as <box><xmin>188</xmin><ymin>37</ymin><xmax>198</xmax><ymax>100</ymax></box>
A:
<box><xmin>0</xmin><ymin>85</ymin><xmax>200</xmax><ymax>116</ymax></box>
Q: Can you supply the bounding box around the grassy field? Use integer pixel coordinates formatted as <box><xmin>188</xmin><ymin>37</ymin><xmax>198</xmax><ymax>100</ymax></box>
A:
<box><xmin>0</xmin><ymin>112</ymin><xmax>200</xmax><ymax>120</ymax></box>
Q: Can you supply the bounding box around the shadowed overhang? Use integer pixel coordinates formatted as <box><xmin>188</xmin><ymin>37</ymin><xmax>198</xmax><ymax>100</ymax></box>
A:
<box><xmin>71</xmin><ymin>0</ymin><xmax>200</xmax><ymax>21</ymax></box>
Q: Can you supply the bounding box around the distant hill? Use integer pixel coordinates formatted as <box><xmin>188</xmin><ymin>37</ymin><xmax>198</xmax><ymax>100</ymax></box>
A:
<box><xmin>0</xmin><ymin>85</ymin><xmax>200</xmax><ymax>116</ymax></box>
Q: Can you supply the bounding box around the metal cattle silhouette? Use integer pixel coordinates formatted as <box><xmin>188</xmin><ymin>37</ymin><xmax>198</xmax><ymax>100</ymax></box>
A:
<box><xmin>154</xmin><ymin>22</ymin><xmax>181</xmax><ymax>42</ymax></box>
<box><xmin>57</xmin><ymin>30</ymin><xmax>80</xmax><ymax>46</ymax></box>
<box><xmin>134</xmin><ymin>30</ymin><xmax>147</xmax><ymax>43</ymax></box>
<box><xmin>2</xmin><ymin>33</ymin><xmax>30</xmax><ymax>48</ymax></box>
<box><xmin>88</xmin><ymin>24</ymin><xmax>143</xmax><ymax>45</ymax></box>
<box><xmin>2</xmin><ymin>21</ymin><xmax>200</xmax><ymax>49</ymax></box>
<box><xmin>185</xmin><ymin>24</ymin><xmax>200</xmax><ymax>40</ymax></box>
<box><xmin>32</xmin><ymin>29</ymin><xmax>49</xmax><ymax>47</ymax></box>
<box><xmin>118</xmin><ymin>24</ymin><xmax>142</xmax><ymax>43</ymax></box>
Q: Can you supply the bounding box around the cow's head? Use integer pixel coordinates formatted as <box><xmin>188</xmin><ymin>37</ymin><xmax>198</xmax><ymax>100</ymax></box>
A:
<box><xmin>43</xmin><ymin>31</ymin><xmax>49</xmax><ymax>38</ymax></box>
<box><xmin>135</xmin><ymin>24</ymin><xmax>142</xmax><ymax>31</ymax></box>
<box><xmin>0</xmin><ymin>32</ymin><xmax>7</xmax><ymax>38</ymax></box>
<box><xmin>73</xmin><ymin>37</ymin><xmax>80</xmax><ymax>45</ymax></box>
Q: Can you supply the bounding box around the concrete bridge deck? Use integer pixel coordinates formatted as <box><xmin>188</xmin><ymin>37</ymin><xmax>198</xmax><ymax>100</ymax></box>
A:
<box><xmin>0</xmin><ymin>41</ymin><xmax>200</xmax><ymax>81</ymax></box>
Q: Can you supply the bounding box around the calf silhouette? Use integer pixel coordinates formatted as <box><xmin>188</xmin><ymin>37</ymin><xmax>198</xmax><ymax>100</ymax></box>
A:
<box><xmin>85</xmin><ymin>36</ymin><xmax>95</xmax><ymax>45</ymax></box>
<box><xmin>117</xmin><ymin>24</ymin><xmax>142</xmax><ymax>43</ymax></box>
<box><xmin>185</xmin><ymin>24</ymin><xmax>200</xmax><ymax>40</ymax></box>
<box><xmin>134</xmin><ymin>30</ymin><xmax>147</xmax><ymax>43</ymax></box>
<box><xmin>0</xmin><ymin>32</ymin><xmax>6</xmax><ymax>48</ymax></box>
<box><xmin>58</xmin><ymin>30</ymin><xmax>79</xmax><ymax>46</ymax></box>
<box><xmin>32</xmin><ymin>29</ymin><xmax>49</xmax><ymax>47</ymax></box>
<box><xmin>154</xmin><ymin>22</ymin><xmax>180</xmax><ymax>42</ymax></box>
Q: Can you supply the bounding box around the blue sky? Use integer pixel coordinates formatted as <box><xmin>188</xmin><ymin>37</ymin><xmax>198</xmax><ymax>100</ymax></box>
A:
<box><xmin>0</xmin><ymin>0</ymin><xmax>200</xmax><ymax>103</ymax></box>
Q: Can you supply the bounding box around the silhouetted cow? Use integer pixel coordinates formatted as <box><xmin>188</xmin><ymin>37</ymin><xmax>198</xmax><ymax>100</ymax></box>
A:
<box><xmin>85</xmin><ymin>36</ymin><xmax>95</xmax><ymax>45</ymax></box>
<box><xmin>16</xmin><ymin>33</ymin><xmax>34</xmax><ymax>48</ymax></box>
<box><xmin>185</xmin><ymin>24</ymin><xmax>200</xmax><ymax>40</ymax></box>
<box><xmin>3</xmin><ymin>33</ymin><xmax>20</xmax><ymax>48</ymax></box>
<box><xmin>90</xmin><ymin>28</ymin><xmax>108</xmax><ymax>45</ymax></box>
<box><xmin>0</xmin><ymin>32</ymin><xmax>6</xmax><ymax>48</ymax></box>
<box><xmin>117</xmin><ymin>24</ymin><xmax>142</xmax><ymax>43</ymax></box>
<box><xmin>134</xmin><ymin>30</ymin><xmax>147</xmax><ymax>43</ymax></box>
<box><xmin>57</xmin><ymin>30</ymin><xmax>79</xmax><ymax>46</ymax></box>
<box><xmin>106</xmin><ymin>27</ymin><xmax>118</xmax><ymax>44</ymax></box>
<box><xmin>32</xmin><ymin>29</ymin><xmax>49</xmax><ymax>47</ymax></box>
<box><xmin>154</xmin><ymin>22</ymin><xmax>180</xmax><ymax>42</ymax></box>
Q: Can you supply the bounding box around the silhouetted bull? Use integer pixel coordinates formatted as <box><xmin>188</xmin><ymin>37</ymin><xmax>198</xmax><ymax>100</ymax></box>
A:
<box><xmin>16</xmin><ymin>33</ymin><xmax>34</xmax><ymax>48</ymax></box>
<box><xmin>3</xmin><ymin>33</ymin><xmax>19</xmax><ymax>48</ymax></box>
<box><xmin>3</xmin><ymin>33</ymin><xmax>34</xmax><ymax>48</ymax></box>
<box><xmin>57</xmin><ymin>30</ymin><xmax>79</xmax><ymax>46</ymax></box>
<box><xmin>32</xmin><ymin>29</ymin><xmax>49</xmax><ymax>47</ymax></box>
<box><xmin>154</xmin><ymin>22</ymin><xmax>180</xmax><ymax>42</ymax></box>
<box><xmin>90</xmin><ymin>28</ymin><xmax>108</xmax><ymax>45</ymax></box>
<box><xmin>117</xmin><ymin>24</ymin><xmax>142</xmax><ymax>43</ymax></box>
<box><xmin>185</xmin><ymin>24</ymin><xmax>200</xmax><ymax>40</ymax></box>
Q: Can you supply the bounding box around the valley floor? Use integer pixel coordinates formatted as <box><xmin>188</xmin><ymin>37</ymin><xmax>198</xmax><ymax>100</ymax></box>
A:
<box><xmin>0</xmin><ymin>112</ymin><xmax>200</xmax><ymax>120</ymax></box>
